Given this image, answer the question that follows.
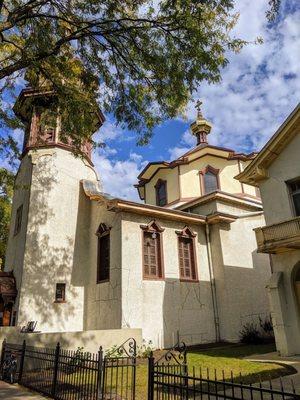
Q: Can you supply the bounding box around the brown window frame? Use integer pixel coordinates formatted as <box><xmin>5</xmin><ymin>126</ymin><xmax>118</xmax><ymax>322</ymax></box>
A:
<box><xmin>176</xmin><ymin>226</ymin><xmax>198</xmax><ymax>282</ymax></box>
<box><xmin>55</xmin><ymin>283</ymin><xmax>66</xmax><ymax>303</ymax></box>
<box><xmin>155</xmin><ymin>179</ymin><xmax>168</xmax><ymax>207</ymax></box>
<box><xmin>287</xmin><ymin>178</ymin><xmax>300</xmax><ymax>217</ymax></box>
<box><xmin>199</xmin><ymin>165</ymin><xmax>220</xmax><ymax>195</ymax></box>
<box><xmin>140</xmin><ymin>220</ymin><xmax>165</xmax><ymax>280</ymax></box>
<box><xmin>14</xmin><ymin>205</ymin><xmax>23</xmax><ymax>236</ymax></box>
<box><xmin>96</xmin><ymin>223</ymin><xmax>111</xmax><ymax>283</ymax></box>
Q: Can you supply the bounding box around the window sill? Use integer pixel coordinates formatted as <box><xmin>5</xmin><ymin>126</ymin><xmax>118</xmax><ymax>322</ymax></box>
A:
<box><xmin>143</xmin><ymin>277</ymin><xmax>165</xmax><ymax>281</ymax></box>
<box><xmin>53</xmin><ymin>300</ymin><xmax>67</xmax><ymax>304</ymax></box>
<box><xmin>180</xmin><ymin>279</ymin><xmax>199</xmax><ymax>283</ymax></box>
<box><xmin>97</xmin><ymin>279</ymin><xmax>110</xmax><ymax>284</ymax></box>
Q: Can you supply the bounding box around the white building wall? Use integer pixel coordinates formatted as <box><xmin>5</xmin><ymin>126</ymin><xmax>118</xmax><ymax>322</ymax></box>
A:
<box><xmin>213</xmin><ymin>214</ymin><xmax>271</xmax><ymax>341</ymax></box>
<box><xmin>120</xmin><ymin>213</ymin><xmax>216</xmax><ymax>348</ymax></box>
<box><xmin>7</xmin><ymin>148</ymin><xmax>98</xmax><ymax>333</ymax></box>
<box><xmin>259</xmin><ymin>132</ymin><xmax>300</xmax><ymax>224</ymax></box>
<box><xmin>5</xmin><ymin>155</ymin><xmax>33</xmax><ymax>316</ymax></box>
<box><xmin>84</xmin><ymin>203</ymin><xmax>122</xmax><ymax>331</ymax></box>
<box><xmin>257</xmin><ymin>131</ymin><xmax>300</xmax><ymax>355</ymax></box>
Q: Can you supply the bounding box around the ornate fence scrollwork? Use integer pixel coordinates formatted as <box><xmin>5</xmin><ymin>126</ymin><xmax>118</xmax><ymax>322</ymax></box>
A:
<box><xmin>113</xmin><ymin>337</ymin><xmax>137</xmax><ymax>359</ymax></box>
<box><xmin>101</xmin><ymin>337</ymin><xmax>137</xmax><ymax>399</ymax></box>
<box><xmin>154</xmin><ymin>341</ymin><xmax>187</xmax><ymax>366</ymax></box>
<box><xmin>148</xmin><ymin>342</ymin><xmax>188</xmax><ymax>400</ymax></box>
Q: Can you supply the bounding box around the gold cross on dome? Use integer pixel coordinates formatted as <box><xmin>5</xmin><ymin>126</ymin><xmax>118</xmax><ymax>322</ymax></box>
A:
<box><xmin>195</xmin><ymin>99</ymin><xmax>203</xmax><ymax>117</ymax></box>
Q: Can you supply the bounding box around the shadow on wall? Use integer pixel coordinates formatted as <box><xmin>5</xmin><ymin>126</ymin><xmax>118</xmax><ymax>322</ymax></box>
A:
<box><xmin>73</xmin><ymin>183</ymin><xmax>93</xmax><ymax>331</ymax></box>
<box><xmin>18</xmin><ymin>154</ymin><xmax>81</xmax><ymax>331</ymax></box>
<box><xmin>217</xmin><ymin>249</ymin><xmax>271</xmax><ymax>341</ymax></box>
<box><xmin>162</xmin><ymin>278</ymin><xmax>217</xmax><ymax>349</ymax></box>
<box><xmin>72</xmin><ymin>183</ymin><xmax>92</xmax><ymax>287</ymax></box>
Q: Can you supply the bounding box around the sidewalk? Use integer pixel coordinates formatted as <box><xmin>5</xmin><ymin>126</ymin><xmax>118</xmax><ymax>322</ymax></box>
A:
<box><xmin>246</xmin><ymin>351</ymin><xmax>300</xmax><ymax>392</ymax></box>
<box><xmin>0</xmin><ymin>381</ymin><xmax>47</xmax><ymax>399</ymax></box>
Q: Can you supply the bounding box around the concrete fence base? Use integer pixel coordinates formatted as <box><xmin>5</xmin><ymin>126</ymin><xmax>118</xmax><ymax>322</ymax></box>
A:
<box><xmin>0</xmin><ymin>327</ymin><xmax>143</xmax><ymax>353</ymax></box>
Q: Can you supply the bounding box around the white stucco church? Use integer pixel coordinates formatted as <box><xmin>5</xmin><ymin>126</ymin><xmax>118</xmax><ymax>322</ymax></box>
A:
<box><xmin>3</xmin><ymin>87</ymin><xmax>272</xmax><ymax>348</ymax></box>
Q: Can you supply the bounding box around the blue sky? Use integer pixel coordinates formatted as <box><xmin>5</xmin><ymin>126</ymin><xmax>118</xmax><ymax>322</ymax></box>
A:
<box><xmin>1</xmin><ymin>0</ymin><xmax>300</xmax><ymax>202</ymax></box>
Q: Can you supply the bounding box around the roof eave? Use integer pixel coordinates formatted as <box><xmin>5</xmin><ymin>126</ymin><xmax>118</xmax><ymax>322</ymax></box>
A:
<box><xmin>106</xmin><ymin>199</ymin><xmax>207</xmax><ymax>225</ymax></box>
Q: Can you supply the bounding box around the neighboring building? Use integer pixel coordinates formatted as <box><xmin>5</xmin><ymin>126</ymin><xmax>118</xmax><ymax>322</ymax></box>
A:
<box><xmin>237</xmin><ymin>104</ymin><xmax>300</xmax><ymax>356</ymax></box>
<box><xmin>3</xmin><ymin>88</ymin><xmax>271</xmax><ymax>348</ymax></box>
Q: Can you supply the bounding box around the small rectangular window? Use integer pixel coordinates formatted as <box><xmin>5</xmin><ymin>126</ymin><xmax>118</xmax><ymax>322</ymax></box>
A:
<box><xmin>97</xmin><ymin>233</ymin><xmax>110</xmax><ymax>282</ymax></box>
<box><xmin>289</xmin><ymin>179</ymin><xmax>300</xmax><ymax>216</ymax></box>
<box><xmin>14</xmin><ymin>205</ymin><xmax>23</xmax><ymax>236</ymax></box>
<box><xmin>55</xmin><ymin>283</ymin><xmax>66</xmax><ymax>302</ymax></box>
<box><xmin>155</xmin><ymin>180</ymin><xmax>167</xmax><ymax>207</ymax></box>
<box><xmin>178</xmin><ymin>237</ymin><xmax>197</xmax><ymax>281</ymax></box>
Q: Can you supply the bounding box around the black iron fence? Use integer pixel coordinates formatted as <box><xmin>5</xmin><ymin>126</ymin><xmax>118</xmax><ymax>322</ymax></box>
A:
<box><xmin>0</xmin><ymin>338</ymin><xmax>136</xmax><ymax>400</ymax></box>
<box><xmin>148</xmin><ymin>343</ymin><xmax>300</xmax><ymax>400</ymax></box>
<box><xmin>1</xmin><ymin>339</ymin><xmax>300</xmax><ymax>400</ymax></box>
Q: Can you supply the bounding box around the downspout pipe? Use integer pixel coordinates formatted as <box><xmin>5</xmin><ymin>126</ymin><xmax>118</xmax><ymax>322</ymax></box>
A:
<box><xmin>205</xmin><ymin>223</ymin><xmax>221</xmax><ymax>342</ymax></box>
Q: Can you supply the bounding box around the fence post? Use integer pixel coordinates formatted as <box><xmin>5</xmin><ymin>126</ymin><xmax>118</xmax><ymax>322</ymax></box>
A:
<box><xmin>97</xmin><ymin>346</ymin><xmax>103</xmax><ymax>400</ymax></box>
<box><xmin>183</xmin><ymin>348</ymin><xmax>189</xmax><ymax>399</ymax></box>
<box><xmin>18</xmin><ymin>340</ymin><xmax>26</xmax><ymax>383</ymax></box>
<box><xmin>148</xmin><ymin>352</ymin><xmax>154</xmax><ymax>400</ymax></box>
<box><xmin>52</xmin><ymin>342</ymin><xmax>60</xmax><ymax>398</ymax></box>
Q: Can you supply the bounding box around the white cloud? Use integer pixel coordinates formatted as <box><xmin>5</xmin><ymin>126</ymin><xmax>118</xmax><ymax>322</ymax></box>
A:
<box><xmin>129</xmin><ymin>152</ymin><xmax>143</xmax><ymax>163</ymax></box>
<box><xmin>93</xmin><ymin>151</ymin><xmax>148</xmax><ymax>202</ymax></box>
<box><xmin>168</xmin><ymin>129</ymin><xmax>196</xmax><ymax>160</ymax></box>
<box><xmin>168</xmin><ymin>146</ymin><xmax>190</xmax><ymax>160</ymax></box>
<box><xmin>94</xmin><ymin>118</ymin><xmax>123</xmax><ymax>142</ymax></box>
<box><xmin>182</xmin><ymin>2</ymin><xmax>300</xmax><ymax>153</ymax></box>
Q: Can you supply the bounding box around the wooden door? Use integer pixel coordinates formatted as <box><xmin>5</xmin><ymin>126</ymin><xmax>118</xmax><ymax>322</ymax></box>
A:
<box><xmin>2</xmin><ymin>304</ymin><xmax>12</xmax><ymax>326</ymax></box>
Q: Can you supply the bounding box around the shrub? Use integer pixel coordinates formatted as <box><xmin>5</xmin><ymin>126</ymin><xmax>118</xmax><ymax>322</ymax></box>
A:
<box><xmin>239</xmin><ymin>322</ymin><xmax>264</xmax><ymax>344</ymax></box>
<box><xmin>259</xmin><ymin>315</ymin><xmax>274</xmax><ymax>339</ymax></box>
<box><xmin>137</xmin><ymin>340</ymin><xmax>155</xmax><ymax>358</ymax></box>
<box><xmin>105</xmin><ymin>344</ymin><xmax>120</xmax><ymax>358</ymax></box>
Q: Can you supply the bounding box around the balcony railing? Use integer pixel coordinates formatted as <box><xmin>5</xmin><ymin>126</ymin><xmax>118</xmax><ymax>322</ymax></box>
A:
<box><xmin>254</xmin><ymin>216</ymin><xmax>300</xmax><ymax>253</ymax></box>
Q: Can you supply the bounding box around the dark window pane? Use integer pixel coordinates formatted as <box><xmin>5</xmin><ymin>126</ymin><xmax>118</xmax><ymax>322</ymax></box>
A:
<box><xmin>14</xmin><ymin>205</ymin><xmax>23</xmax><ymax>236</ymax></box>
<box><xmin>156</xmin><ymin>181</ymin><xmax>167</xmax><ymax>206</ymax></box>
<box><xmin>98</xmin><ymin>234</ymin><xmax>110</xmax><ymax>282</ymax></box>
<box><xmin>204</xmin><ymin>171</ymin><xmax>219</xmax><ymax>194</ymax></box>
<box><xmin>293</xmin><ymin>193</ymin><xmax>300</xmax><ymax>216</ymax></box>
<box><xmin>289</xmin><ymin>179</ymin><xmax>300</xmax><ymax>217</ymax></box>
<box><xmin>55</xmin><ymin>283</ymin><xmax>66</xmax><ymax>302</ymax></box>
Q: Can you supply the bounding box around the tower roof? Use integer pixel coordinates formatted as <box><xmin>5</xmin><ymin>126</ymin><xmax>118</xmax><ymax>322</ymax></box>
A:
<box><xmin>190</xmin><ymin>100</ymin><xmax>213</xmax><ymax>145</ymax></box>
<box><xmin>14</xmin><ymin>87</ymin><xmax>105</xmax><ymax>128</ymax></box>
<box><xmin>14</xmin><ymin>86</ymin><xmax>105</xmax><ymax>165</ymax></box>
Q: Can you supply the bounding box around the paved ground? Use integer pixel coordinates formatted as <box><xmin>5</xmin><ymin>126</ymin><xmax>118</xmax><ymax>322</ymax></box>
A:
<box><xmin>0</xmin><ymin>381</ymin><xmax>47</xmax><ymax>399</ymax></box>
<box><xmin>246</xmin><ymin>351</ymin><xmax>300</xmax><ymax>393</ymax></box>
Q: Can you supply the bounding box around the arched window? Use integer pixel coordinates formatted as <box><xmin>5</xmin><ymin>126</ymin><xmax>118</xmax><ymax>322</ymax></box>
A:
<box><xmin>155</xmin><ymin>179</ymin><xmax>167</xmax><ymax>207</ymax></box>
<box><xmin>96</xmin><ymin>223</ymin><xmax>111</xmax><ymax>283</ymax></box>
<box><xmin>200</xmin><ymin>166</ymin><xmax>220</xmax><ymax>195</ymax></box>
<box><xmin>176</xmin><ymin>226</ymin><xmax>198</xmax><ymax>281</ymax></box>
<box><xmin>140</xmin><ymin>220</ymin><xmax>164</xmax><ymax>279</ymax></box>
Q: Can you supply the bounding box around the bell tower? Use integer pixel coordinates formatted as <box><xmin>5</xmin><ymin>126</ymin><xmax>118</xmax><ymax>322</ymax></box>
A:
<box><xmin>5</xmin><ymin>85</ymin><xmax>105</xmax><ymax>332</ymax></box>
<box><xmin>14</xmin><ymin>87</ymin><xmax>104</xmax><ymax>163</ymax></box>
<box><xmin>190</xmin><ymin>100</ymin><xmax>213</xmax><ymax>145</ymax></box>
